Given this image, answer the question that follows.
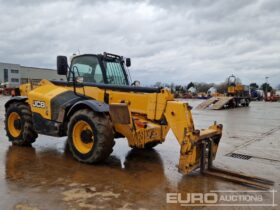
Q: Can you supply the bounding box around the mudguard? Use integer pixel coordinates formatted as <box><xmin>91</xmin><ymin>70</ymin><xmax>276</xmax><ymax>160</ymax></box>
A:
<box><xmin>4</xmin><ymin>96</ymin><xmax>28</xmax><ymax>110</ymax></box>
<box><xmin>67</xmin><ymin>100</ymin><xmax>109</xmax><ymax>118</ymax></box>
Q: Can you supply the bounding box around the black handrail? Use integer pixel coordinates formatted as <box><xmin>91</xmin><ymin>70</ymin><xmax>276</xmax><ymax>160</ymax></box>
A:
<box><xmin>51</xmin><ymin>80</ymin><xmax>162</xmax><ymax>93</ymax></box>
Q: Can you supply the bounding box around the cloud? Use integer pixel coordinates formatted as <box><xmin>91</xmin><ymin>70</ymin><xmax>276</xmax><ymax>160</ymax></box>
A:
<box><xmin>0</xmin><ymin>0</ymin><xmax>279</xmax><ymax>86</ymax></box>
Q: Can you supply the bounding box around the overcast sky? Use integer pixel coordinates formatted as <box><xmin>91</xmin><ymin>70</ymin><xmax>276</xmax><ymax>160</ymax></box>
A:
<box><xmin>0</xmin><ymin>0</ymin><xmax>279</xmax><ymax>86</ymax></box>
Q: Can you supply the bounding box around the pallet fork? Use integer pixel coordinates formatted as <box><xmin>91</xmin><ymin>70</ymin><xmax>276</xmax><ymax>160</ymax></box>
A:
<box><xmin>200</xmin><ymin>139</ymin><xmax>274</xmax><ymax>190</ymax></box>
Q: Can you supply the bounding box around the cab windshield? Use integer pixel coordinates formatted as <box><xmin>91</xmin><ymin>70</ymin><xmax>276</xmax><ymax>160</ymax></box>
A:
<box><xmin>71</xmin><ymin>55</ymin><xmax>103</xmax><ymax>83</ymax></box>
<box><xmin>70</xmin><ymin>55</ymin><xmax>128</xmax><ymax>85</ymax></box>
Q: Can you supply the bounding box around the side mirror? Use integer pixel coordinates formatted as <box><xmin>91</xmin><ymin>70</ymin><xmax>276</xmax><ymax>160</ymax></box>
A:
<box><xmin>126</xmin><ymin>58</ymin><xmax>131</xmax><ymax>67</ymax></box>
<box><xmin>57</xmin><ymin>56</ymin><xmax>68</xmax><ymax>75</ymax></box>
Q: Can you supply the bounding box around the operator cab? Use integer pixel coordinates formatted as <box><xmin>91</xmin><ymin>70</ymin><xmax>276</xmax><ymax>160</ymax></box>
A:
<box><xmin>56</xmin><ymin>52</ymin><xmax>161</xmax><ymax>93</ymax></box>
<box><xmin>67</xmin><ymin>53</ymin><xmax>131</xmax><ymax>85</ymax></box>
<box><xmin>228</xmin><ymin>75</ymin><xmax>237</xmax><ymax>86</ymax></box>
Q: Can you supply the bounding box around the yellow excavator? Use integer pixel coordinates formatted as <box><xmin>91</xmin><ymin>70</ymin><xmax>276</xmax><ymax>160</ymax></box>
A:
<box><xmin>4</xmin><ymin>53</ymin><xmax>272</xmax><ymax>189</ymax></box>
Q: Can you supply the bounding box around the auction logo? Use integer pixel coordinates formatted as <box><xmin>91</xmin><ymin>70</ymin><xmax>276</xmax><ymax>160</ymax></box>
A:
<box><xmin>166</xmin><ymin>190</ymin><xmax>277</xmax><ymax>207</ymax></box>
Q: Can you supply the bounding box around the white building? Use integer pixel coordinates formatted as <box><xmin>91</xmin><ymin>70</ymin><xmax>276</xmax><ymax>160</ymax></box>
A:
<box><xmin>0</xmin><ymin>62</ymin><xmax>21</xmax><ymax>88</ymax></box>
<box><xmin>0</xmin><ymin>62</ymin><xmax>65</xmax><ymax>88</ymax></box>
<box><xmin>207</xmin><ymin>87</ymin><xmax>217</xmax><ymax>95</ymax></box>
<box><xmin>188</xmin><ymin>86</ymin><xmax>197</xmax><ymax>94</ymax></box>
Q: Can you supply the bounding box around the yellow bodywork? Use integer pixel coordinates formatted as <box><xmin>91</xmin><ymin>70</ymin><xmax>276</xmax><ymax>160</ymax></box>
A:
<box><xmin>20</xmin><ymin>79</ymin><xmax>222</xmax><ymax>174</ymax></box>
<box><xmin>72</xmin><ymin>120</ymin><xmax>94</xmax><ymax>154</ymax></box>
<box><xmin>7</xmin><ymin>112</ymin><xmax>21</xmax><ymax>138</ymax></box>
<box><xmin>228</xmin><ymin>84</ymin><xmax>244</xmax><ymax>94</ymax></box>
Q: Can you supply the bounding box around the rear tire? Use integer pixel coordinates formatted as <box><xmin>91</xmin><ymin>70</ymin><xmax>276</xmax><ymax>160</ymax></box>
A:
<box><xmin>228</xmin><ymin>99</ymin><xmax>237</xmax><ymax>108</ymax></box>
<box><xmin>5</xmin><ymin>102</ymin><xmax>38</xmax><ymax>146</ymax></box>
<box><xmin>67</xmin><ymin>109</ymin><xmax>115</xmax><ymax>163</ymax></box>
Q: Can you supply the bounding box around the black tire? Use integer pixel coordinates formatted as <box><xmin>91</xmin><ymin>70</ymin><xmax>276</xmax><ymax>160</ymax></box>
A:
<box><xmin>228</xmin><ymin>99</ymin><xmax>237</xmax><ymax>108</ymax></box>
<box><xmin>5</xmin><ymin>102</ymin><xmax>38</xmax><ymax>146</ymax></box>
<box><xmin>144</xmin><ymin>141</ymin><xmax>161</xmax><ymax>149</ymax></box>
<box><xmin>67</xmin><ymin>109</ymin><xmax>115</xmax><ymax>163</ymax></box>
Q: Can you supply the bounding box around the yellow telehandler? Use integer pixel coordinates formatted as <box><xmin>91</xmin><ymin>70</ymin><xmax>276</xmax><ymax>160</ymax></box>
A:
<box><xmin>4</xmin><ymin>53</ymin><xmax>273</xmax><ymax>189</ymax></box>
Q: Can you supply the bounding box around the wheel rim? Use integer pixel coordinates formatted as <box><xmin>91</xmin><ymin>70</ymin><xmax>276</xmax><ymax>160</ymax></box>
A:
<box><xmin>72</xmin><ymin>120</ymin><xmax>94</xmax><ymax>154</ymax></box>
<box><xmin>8</xmin><ymin>112</ymin><xmax>21</xmax><ymax>138</ymax></box>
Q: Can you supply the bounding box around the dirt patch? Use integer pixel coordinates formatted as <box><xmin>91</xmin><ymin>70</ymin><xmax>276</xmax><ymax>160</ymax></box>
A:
<box><xmin>14</xmin><ymin>203</ymin><xmax>39</xmax><ymax>210</ymax></box>
<box><xmin>62</xmin><ymin>184</ymin><xmax>120</xmax><ymax>209</ymax></box>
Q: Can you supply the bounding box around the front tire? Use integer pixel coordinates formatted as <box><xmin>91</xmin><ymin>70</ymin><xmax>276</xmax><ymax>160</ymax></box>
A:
<box><xmin>67</xmin><ymin>109</ymin><xmax>115</xmax><ymax>163</ymax></box>
<box><xmin>5</xmin><ymin>102</ymin><xmax>38</xmax><ymax>146</ymax></box>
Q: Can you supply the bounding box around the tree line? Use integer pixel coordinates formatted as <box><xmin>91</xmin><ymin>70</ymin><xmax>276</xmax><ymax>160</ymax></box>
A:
<box><xmin>152</xmin><ymin>81</ymin><xmax>278</xmax><ymax>94</ymax></box>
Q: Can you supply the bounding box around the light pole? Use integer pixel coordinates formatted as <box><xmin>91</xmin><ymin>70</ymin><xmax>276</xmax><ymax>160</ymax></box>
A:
<box><xmin>265</xmin><ymin>76</ymin><xmax>269</xmax><ymax>100</ymax></box>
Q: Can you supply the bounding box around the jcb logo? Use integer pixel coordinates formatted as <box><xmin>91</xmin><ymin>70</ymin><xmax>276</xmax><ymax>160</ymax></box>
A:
<box><xmin>33</xmin><ymin>100</ymin><xmax>46</xmax><ymax>108</ymax></box>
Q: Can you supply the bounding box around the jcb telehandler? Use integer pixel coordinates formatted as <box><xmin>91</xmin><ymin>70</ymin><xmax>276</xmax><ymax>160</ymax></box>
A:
<box><xmin>4</xmin><ymin>53</ymin><xmax>273</xmax><ymax>189</ymax></box>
